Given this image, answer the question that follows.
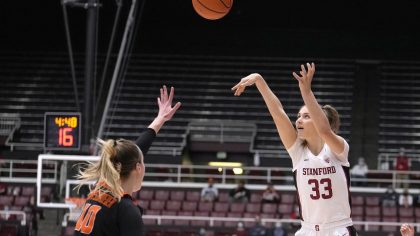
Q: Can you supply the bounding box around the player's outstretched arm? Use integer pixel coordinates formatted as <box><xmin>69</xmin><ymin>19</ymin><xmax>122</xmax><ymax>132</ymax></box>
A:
<box><xmin>136</xmin><ymin>86</ymin><xmax>181</xmax><ymax>154</ymax></box>
<box><xmin>148</xmin><ymin>85</ymin><xmax>181</xmax><ymax>133</ymax></box>
<box><xmin>400</xmin><ymin>223</ymin><xmax>415</xmax><ymax>236</ymax></box>
<box><xmin>292</xmin><ymin>63</ymin><xmax>346</xmax><ymax>157</ymax></box>
<box><xmin>232</xmin><ymin>73</ymin><xmax>296</xmax><ymax>149</ymax></box>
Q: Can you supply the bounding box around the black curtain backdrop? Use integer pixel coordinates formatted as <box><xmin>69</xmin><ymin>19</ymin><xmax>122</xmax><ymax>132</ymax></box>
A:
<box><xmin>0</xmin><ymin>0</ymin><xmax>419</xmax><ymax>60</ymax></box>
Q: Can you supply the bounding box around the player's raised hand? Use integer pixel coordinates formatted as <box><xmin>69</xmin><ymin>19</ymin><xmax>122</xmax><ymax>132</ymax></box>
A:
<box><xmin>400</xmin><ymin>223</ymin><xmax>415</xmax><ymax>236</ymax></box>
<box><xmin>292</xmin><ymin>63</ymin><xmax>315</xmax><ymax>93</ymax></box>
<box><xmin>157</xmin><ymin>85</ymin><xmax>181</xmax><ymax>122</ymax></box>
<box><xmin>232</xmin><ymin>73</ymin><xmax>262</xmax><ymax>96</ymax></box>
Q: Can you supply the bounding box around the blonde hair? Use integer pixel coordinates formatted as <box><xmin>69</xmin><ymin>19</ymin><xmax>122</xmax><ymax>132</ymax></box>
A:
<box><xmin>76</xmin><ymin>138</ymin><xmax>143</xmax><ymax>201</ymax></box>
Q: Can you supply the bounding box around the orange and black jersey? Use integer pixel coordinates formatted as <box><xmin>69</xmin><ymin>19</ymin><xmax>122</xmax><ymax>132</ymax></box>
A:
<box><xmin>74</xmin><ymin>184</ymin><xmax>144</xmax><ymax>236</ymax></box>
<box><xmin>74</xmin><ymin>128</ymin><xmax>156</xmax><ymax>236</ymax></box>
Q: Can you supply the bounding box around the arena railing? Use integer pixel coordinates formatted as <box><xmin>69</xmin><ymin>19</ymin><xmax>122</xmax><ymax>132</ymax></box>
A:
<box><xmin>0</xmin><ymin>210</ymin><xmax>27</xmax><ymax>226</ymax></box>
<box><xmin>61</xmin><ymin>214</ymin><xmax>420</xmax><ymax>231</ymax></box>
<box><xmin>0</xmin><ymin>159</ymin><xmax>57</xmax><ymax>183</ymax></box>
<box><xmin>4</xmin><ymin>156</ymin><xmax>420</xmax><ymax>189</ymax></box>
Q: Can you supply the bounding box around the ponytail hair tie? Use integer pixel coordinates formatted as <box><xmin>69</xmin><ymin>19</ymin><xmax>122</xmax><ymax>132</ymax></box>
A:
<box><xmin>113</xmin><ymin>140</ymin><xmax>118</xmax><ymax>147</ymax></box>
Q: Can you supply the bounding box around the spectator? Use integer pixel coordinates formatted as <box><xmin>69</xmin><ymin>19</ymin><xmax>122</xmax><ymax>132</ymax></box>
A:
<box><xmin>395</xmin><ymin>147</ymin><xmax>411</xmax><ymax>188</ymax></box>
<box><xmin>201</xmin><ymin>178</ymin><xmax>218</xmax><ymax>202</ymax></box>
<box><xmin>0</xmin><ymin>183</ymin><xmax>6</xmax><ymax>195</ymax></box>
<box><xmin>261</xmin><ymin>183</ymin><xmax>280</xmax><ymax>203</ymax></box>
<box><xmin>197</xmin><ymin>228</ymin><xmax>206</xmax><ymax>236</ymax></box>
<box><xmin>414</xmin><ymin>193</ymin><xmax>420</xmax><ymax>208</ymax></box>
<box><xmin>382</xmin><ymin>185</ymin><xmax>399</xmax><ymax>207</ymax></box>
<box><xmin>248</xmin><ymin>216</ymin><xmax>268</xmax><ymax>236</ymax></box>
<box><xmin>399</xmin><ymin>188</ymin><xmax>413</xmax><ymax>208</ymax></box>
<box><xmin>233</xmin><ymin>222</ymin><xmax>246</xmax><ymax>236</ymax></box>
<box><xmin>1</xmin><ymin>206</ymin><xmax>10</xmax><ymax>220</ymax></box>
<box><xmin>229</xmin><ymin>180</ymin><xmax>250</xmax><ymax>203</ymax></box>
<box><xmin>13</xmin><ymin>186</ymin><xmax>20</xmax><ymax>196</ymax></box>
<box><xmin>272</xmin><ymin>222</ymin><xmax>287</xmax><ymax>236</ymax></box>
<box><xmin>350</xmin><ymin>157</ymin><xmax>369</xmax><ymax>186</ymax></box>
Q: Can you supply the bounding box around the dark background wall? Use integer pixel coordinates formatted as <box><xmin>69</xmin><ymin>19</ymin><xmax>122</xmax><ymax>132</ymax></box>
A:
<box><xmin>0</xmin><ymin>0</ymin><xmax>419</xmax><ymax>168</ymax></box>
<box><xmin>1</xmin><ymin>0</ymin><xmax>420</xmax><ymax>60</ymax></box>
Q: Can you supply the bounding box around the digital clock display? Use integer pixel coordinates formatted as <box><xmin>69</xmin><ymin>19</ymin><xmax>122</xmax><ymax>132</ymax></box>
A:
<box><xmin>44</xmin><ymin>112</ymin><xmax>81</xmax><ymax>150</ymax></box>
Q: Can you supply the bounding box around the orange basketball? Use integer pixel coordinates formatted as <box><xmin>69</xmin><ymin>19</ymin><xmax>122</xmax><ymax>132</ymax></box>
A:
<box><xmin>192</xmin><ymin>0</ymin><xmax>233</xmax><ymax>20</ymax></box>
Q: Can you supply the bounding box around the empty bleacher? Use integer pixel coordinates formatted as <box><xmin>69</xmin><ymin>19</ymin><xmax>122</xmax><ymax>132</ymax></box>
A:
<box><xmin>379</xmin><ymin>61</ymin><xmax>420</xmax><ymax>154</ymax></box>
<box><xmin>103</xmin><ymin>54</ymin><xmax>355</xmax><ymax>159</ymax></box>
<box><xmin>0</xmin><ymin>53</ymin><xmax>82</xmax><ymax>150</ymax></box>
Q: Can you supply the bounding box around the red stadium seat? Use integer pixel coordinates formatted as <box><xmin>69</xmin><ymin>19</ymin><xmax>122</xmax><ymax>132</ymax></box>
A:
<box><xmin>351</xmin><ymin>195</ymin><xmax>364</xmax><ymax>206</ymax></box>
<box><xmin>280</xmin><ymin>193</ymin><xmax>295</xmax><ymax>204</ymax></box>
<box><xmin>161</xmin><ymin>210</ymin><xmax>176</xmax><ymax>225</ymax></box>
<box><xmin>399</xmin><ymin>207</ymin><xmax>414</xmax><ymax>217</ymax></box>
<box><xmin>230</xmin><ymin>203</ymin><xmax>245</xmax><ymax>213</ymax></box>
<box><xmin>192</xmin><ymin>212</ymin><xmax>209</xmax><ymax>226</ymax></box>
<box><xmin>166</xmin><ymin>201</ymin><xmax>181</xmax><ymax>211</ymax></box>
<box><xmin>382</xmin><ymin>207</ymin><xmax>397</xmax><ymax>217</ymax></box>
<box><xmin>21</xmin><ymin>186</ymin><xmax>35</xmax><ymax>196</ymax></box>
<box><xmin>246</xmin><ymin>203</ymin><xmax>261</xmax><ymax>213</ymax></box>
<box><xmin>365</xmin><ymin>206</ymin><xmax>380</xmax><ymax>217</ymax></box>
<box><xmin>365</xmin><ymin>196</ymin><xmax>380</xmax><ymax>206</ymax></box>
<box><xmin>364</xmin><ymin>216</ymin><xmax>380</xmax><ymax>231</ymax></box>
<box><xmin>278</xmin><ymin>204</ymin><xmax>292</xmax><ymax>215</ymax></box>
<box><xmin>175</xmin><ymin>212</ymin><xmax>192</xmax><ymax>226</ymax></box>
<box><xmin>351</xmin><ymin>206</ymin><xmax>364</xmax><ymax>217</ymax></box>
<box><xmin>138</xmin><ymin>189</ymin><xmax>154</xmax><ymax>201</ymax></box>
<box><xmin>243</xmin><ymin>213</ymin><xmax>259</xmax><ymax>228</ymax></box>
<box><xmin>382</xmin><ymin>217</ymin><xmax>398</xmax><ymax>232</ymax></box>
<box><xmin>170</xmin><ymin>190</ymin><xmax>185</xmax><ymax>201</ymax></box>
<box><xmin>262</xmin><ymin>203</ymin><xmax>277</xmax><ymax>214</ymax></box>
<box><xmin>250</xmin><ymin>192</ymin><xmax>262</xmax><ymax>203</ymax></box>
<box><xmin>182</xmin><ymin>201</ymin><xmax>197</xmax><ymax>211</ymax></box>
<box><xmin>198</xmin><ymin>202</ymin><xmax>213</xmax><ymax>212</ymax></box>
<box><xmin>138</xmin><ymin>200</ymin><xmax>149</xmax><ymax>210</ymax></box>
<box><xmin>225</xmin><ymin>213</ymin><xmax>241</xmax><ymax>227</ymax></box>
<box><xmin>214</xmin><ymin>202</ymin><xmax>229</xmax><ymax>213</ymax></box>
<box><xmin>218</xmin><ymin>192</ymin><xmax>229</xmax><ymax>202</ymax></box>
<box><xmin>13</xmin><ymin>196</ymin><xmax>29</xmax><ymax>207</ymax></box>
<box><xmin>260</xmin><ymin>213</ymin><xmax>275</xmax><ymax>219</ymax></box>
<box><xmin>185</xmin><ymin>191</ymin><xmax>200</xmax><ymax>201</ymax></box>
<box><xmin>154</xmin><ymin>190</ymin><xmax>169</xmax><ymax>201</ymax></box>
<box><xmin>400</xmin><ymin>217</ymin><xmax>414</xmax><ymax>224</ymax></box>
<box><xmin>0</xmin><ymin>196</ymin><xmax>13</xmax><ymax>205</ymax></box>
<box><xmin>210</xmin><ymin>212</ymin><xmax>225</xmax><ymax>227</ymax></box>
<box><xmin>150</xmin><ymin>200</ymin><xmax>165</xmax><ymax>211</ymax></box>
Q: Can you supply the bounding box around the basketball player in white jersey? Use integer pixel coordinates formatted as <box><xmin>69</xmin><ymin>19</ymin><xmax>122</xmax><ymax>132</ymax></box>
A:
<box><xmin>232</xmin><ymin>63</ymin><xmax>357</xmax><ymax>236</ymax></box>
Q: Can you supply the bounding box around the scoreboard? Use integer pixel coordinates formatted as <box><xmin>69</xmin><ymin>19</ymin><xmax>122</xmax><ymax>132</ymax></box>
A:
<box><xmin>44</xmin><ymin>112</ymin><xmax>81</xmax><ymax>150</ymax></box>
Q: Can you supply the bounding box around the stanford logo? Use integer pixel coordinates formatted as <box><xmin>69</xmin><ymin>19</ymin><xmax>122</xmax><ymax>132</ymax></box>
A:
<box><xmin>324</xmin><ymin>158</ymin><xmax>330</xmax><ymax>163</ymax></box>
<box><xmin>315</xmin><ymin>225</ymin><xmax>320</xmax><ymax>231</ymax></box>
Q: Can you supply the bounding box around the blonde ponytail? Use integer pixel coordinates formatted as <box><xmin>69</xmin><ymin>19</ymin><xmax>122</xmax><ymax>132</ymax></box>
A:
<box><xmin>76</xmin><ymin>138</ymin><xmax>142</xmax><ymax>201</ymax></box>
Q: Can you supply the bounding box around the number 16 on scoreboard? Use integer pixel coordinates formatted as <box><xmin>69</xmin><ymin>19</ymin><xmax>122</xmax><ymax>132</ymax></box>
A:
<box><xmin>44</xmin><ymin>112</ymin><xmax>81</xmax><ymax>151</ymax></box>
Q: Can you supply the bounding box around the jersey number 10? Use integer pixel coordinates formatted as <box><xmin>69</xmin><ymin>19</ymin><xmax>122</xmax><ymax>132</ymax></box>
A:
<box><xmin>75</xmin><ymin>203</ymin><xmax>101</xmax><ymax>234</ymax></box>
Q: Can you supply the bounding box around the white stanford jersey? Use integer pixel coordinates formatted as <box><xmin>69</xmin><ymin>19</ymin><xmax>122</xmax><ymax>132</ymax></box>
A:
<box><xmin>287</xmin><ymin>138</ymin><xmax>352</xmax><ymax>224</ymax></box>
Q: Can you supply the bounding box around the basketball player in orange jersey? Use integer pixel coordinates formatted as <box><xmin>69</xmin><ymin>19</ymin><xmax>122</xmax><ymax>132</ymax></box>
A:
<box><xmin>74</xmin><ymin>86</ymin><xmax>180</xmax><ymax>236</ymax></box>
<box><xmin>232</xmin><ymin>63</ymin><xmax>357</xmax><ymax>236</ymax></box>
